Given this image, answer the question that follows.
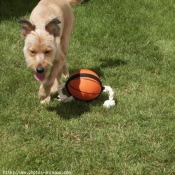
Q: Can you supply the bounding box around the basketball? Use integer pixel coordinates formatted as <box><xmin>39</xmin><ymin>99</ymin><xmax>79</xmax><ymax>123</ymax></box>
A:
<box><xmin>65</xmin><ymin>69</ymin><xmax>103</xmax><ymax>101</ymax></box>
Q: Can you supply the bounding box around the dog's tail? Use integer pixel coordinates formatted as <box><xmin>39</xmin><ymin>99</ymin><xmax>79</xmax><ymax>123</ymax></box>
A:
<box><xmin>67</xmin><ymin>0</ymin><xmax>84</xmax><ymax>6</ymax></box>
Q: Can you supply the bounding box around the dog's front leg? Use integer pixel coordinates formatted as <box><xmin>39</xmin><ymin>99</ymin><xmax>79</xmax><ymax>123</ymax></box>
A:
<box><xmin>39</xmin><ymin>57</ymin><xmax>65</xmax><ymax>103</ymax></box>
<box><xmin>39</xmin><ymin>84</ymin><xmax>51</xmax><ymax>104</ymax></box>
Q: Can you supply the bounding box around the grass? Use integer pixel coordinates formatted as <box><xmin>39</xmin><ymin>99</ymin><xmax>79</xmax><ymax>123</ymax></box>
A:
<box><xmin>1</xmin><ymin>0</ymin><xmax>175</xmax><ymax>174</ymax></box>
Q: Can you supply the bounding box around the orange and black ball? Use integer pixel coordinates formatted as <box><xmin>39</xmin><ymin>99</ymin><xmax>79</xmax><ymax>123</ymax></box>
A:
<box><xmin>65</xmin><ymin>69</ymin><xmax>104</xmax><ymax>101</ymax></box>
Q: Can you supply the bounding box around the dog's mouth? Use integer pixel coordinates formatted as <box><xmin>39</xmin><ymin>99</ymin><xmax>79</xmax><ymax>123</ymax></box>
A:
<box><xmin>34</xmin><ymin>72</ymin><xmax>46</xmax><ymax>82</ymax></box>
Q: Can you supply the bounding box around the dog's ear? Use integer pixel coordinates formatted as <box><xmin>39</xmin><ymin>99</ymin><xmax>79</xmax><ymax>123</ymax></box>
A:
<box><xmin>45</xmin><ymin>18</ymin><xmax>61</xmax><ymax>37</ymax></box>
<box><xmin>18</xmin><ymin>19</ymin><xmax>35</xmax><ymax>38</ymax></box>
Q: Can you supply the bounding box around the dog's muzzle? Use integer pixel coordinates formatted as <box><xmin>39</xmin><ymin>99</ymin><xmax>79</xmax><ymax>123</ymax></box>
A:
<box><xmin>35</xmin><ymin>67</ymin><xmax>46</xmax><ymax>82</ymax></box>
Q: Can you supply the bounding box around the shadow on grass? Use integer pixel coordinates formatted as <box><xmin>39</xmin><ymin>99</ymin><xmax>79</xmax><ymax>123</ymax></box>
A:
<box><xmin>46</xmin><ymin>57</ymin><xmax>122</xmax><ymax>119</ymax></box>
<box><xmin>0</xmin><ymin>0</ymin><xmax>38</xmax><ymax>20</ymax></box>
<box><xmin>47</xmin><ymin>92</ymin><xmax>115</xmax><ymax>120</ymax></box>
<box><xmin>68</xmin><ymin>58</ymin><xmax>127</xmax><ymax>79</ymax></box>
<box><xmin>100</xmin><ymin>57</ymin><xmax>127</xmax><ymax>68</ymax></box>
<box><xmin>47</xmin><ymin>100</ymin><xmax>91</xmax><ymax>120</ymax></box>
<box><xmin>82</xmin><ymin>0</ymin><xmax>91</xmax><ymax>5</ymax></box>
<box><xmin>0</xmin><ymin>0</ymin><xmax>90</xmax><ymax>21</ymax></box>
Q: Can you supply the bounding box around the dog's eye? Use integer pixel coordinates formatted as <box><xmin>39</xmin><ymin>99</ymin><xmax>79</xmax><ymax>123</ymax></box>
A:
<box><xmin>29</xmin><ymin>50</ymin><xmax>36</xmax><ymax>54</ymax></box>
<box><xmin>44</xmin><ymin>50</ymin><xmax>51</xmax><ymax>54</ymax></box>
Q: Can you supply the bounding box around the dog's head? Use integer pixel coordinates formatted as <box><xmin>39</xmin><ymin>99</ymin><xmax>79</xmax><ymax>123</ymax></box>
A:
<box><xmin>19</xmin><ymin>18</ymin><xmax>61</xmax><ymax>81</ymax></box>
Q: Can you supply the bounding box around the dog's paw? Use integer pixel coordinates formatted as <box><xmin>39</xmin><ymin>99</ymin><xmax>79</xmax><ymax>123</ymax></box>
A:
<box><xmin>38</xmin><ymin>91</ymin><xmax>47</xmax><ymax>100</ymax></box>
<box><xmin>40</xmin><ymin>96</ymin><xmax>51</xmax><ymax>104</ymax></box>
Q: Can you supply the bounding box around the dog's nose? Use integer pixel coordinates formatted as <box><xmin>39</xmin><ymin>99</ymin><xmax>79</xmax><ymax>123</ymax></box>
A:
<box><xmin>36</xmin><ymin>66</ymin><xmax>45</xmax><ymax>73</ymax></box>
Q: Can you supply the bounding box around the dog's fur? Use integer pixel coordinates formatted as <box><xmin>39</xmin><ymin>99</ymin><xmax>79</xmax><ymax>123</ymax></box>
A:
<box><xmin>19</xmin><ymin>0</ymin><xmax>83</xmax><ymax>103</ymax></box>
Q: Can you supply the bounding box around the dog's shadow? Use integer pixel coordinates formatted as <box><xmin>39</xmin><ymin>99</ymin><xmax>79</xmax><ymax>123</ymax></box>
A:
<box><xmin>47</xmin><ymin>92</ymin><xmax>111</xmax><ymax>120</ymax></box>
<box><xmin>47</xmin><ymin>99</ymin><xmax>95</xmax><ymax>120</ymax></box>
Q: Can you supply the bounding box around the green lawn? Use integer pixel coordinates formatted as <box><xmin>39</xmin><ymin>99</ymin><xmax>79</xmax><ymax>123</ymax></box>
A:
<box><xmin>1</xmin><ymin>0</ymin><xmax>175</xmax><ymax>174</ymax></box>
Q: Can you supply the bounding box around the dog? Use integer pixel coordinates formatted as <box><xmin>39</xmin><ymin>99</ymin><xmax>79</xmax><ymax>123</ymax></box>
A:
<box><xmin>19</xmin><ymin>0</ymin><xmax>83</xmax><ymax>103</ymax></box>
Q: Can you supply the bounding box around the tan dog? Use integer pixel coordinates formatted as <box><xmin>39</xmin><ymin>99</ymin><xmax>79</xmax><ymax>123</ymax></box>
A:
<box><xmin>19</xmin><ymin>0</ymin><xmax>83</xmax><ymax>103</ymax></box>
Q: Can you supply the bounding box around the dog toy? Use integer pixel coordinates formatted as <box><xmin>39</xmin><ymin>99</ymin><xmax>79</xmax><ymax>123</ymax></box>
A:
<box><xmin>58</xmin><ymin>69</ymin><xmax>115</xmax><ymax>108</ymax></box>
